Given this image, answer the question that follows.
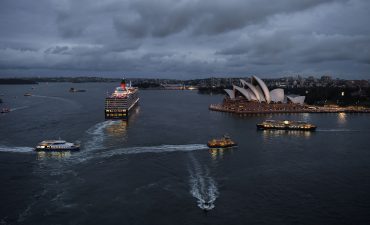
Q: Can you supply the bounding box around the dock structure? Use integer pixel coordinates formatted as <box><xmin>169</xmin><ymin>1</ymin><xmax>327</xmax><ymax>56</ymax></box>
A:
<box><xmin>209</xmin><ymin>100</ymin><xmax>370</xmax><ymax>114</ymax></box>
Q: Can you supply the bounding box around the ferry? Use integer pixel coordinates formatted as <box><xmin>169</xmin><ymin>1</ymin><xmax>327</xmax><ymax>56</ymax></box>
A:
<box><xmin>105</xmin><ymin>78</ymin><xmax>139</xmax><ymax>119</ymax></box>
<box><xmin>207</xmin><ymin>135</ymin><xmax>237</xmax><ymax>148</ymax></box>
<box><xmin>35</xmin><ymin>140</ymin><xmax>80</xmax><ymax>151</ymax></box>
<box><xmin>257</xmin><ymin>120</ymin><xmax>317</xmax><ymax>131</ymax></box>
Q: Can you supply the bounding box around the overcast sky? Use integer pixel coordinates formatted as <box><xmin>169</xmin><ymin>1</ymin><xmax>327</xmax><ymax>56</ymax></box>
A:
<box><xmin>0</xmin><ymin>0</ymin><xmax>369</xmax><ymax>79</ymax></box>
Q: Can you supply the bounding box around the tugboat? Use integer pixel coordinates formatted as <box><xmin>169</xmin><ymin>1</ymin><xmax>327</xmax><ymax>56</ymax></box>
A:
<box><xmin>257</xmin><ymin>120</ymin><xmax>316</xmax><ymax>131</ymax></box>
<box><xmin>35</xmin><ymin>140</ymin><xmax>80</xmax><ymax>151</ymax></box>
<box><xmin>207</xmin><ymin>135</ymin><xmax>237</xmax><ymax>148</ymax></box>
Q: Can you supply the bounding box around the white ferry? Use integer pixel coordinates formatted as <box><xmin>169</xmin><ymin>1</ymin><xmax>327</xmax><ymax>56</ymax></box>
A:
<box><xmin>257</xmin><ymin>120</ymin><xmax>317</xmax><ymax>131</ymax></box>
<box><xmin>35</xmin><ymin>140</ymin><xmax>80</xmax><ymax>151</ymax></box>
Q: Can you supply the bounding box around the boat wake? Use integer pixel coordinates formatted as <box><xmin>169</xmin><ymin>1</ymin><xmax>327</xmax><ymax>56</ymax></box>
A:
<box><xmin>31</xmin><ymin>95</ymin><xmax>78</xmax><ymax>106</ymax></box>
<box><xmin>0</xmin><ymin>145</ymin><xmax>34</xmax><ymax>153</ymax></box>
<box><xmin>316</xmin><ymin>129</ymin><xmax>360</xmax><ymax>132</ymax></box>
<box><xmin>188</xmin><ymin>154</ymin><xmax>219</xmax><ymax>211</ymax></box>
<box><xmin>10</xmin><ymin>106</ymin><xmax>29</xmax><ymax>111</ymax></box>
<box><xmin>84</xmin><ymin>120</ymin><xmax>119</xmax><ymax>151</ymax></box>
<box><xmin>100</xmin><ymin>144</ymin><xmax>208</xmax><ymax>157</ymax></box>
<box><xmin>83</xmin><ymin>121</ymin><xmax>208</xmax><ymax>158</ymax></box>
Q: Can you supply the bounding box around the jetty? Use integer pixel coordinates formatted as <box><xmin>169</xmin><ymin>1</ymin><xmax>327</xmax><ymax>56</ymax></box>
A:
<box><xmin>209</xmin><ymin>101</ymin><xmax>370</xmax><ymax>114</ymax></box>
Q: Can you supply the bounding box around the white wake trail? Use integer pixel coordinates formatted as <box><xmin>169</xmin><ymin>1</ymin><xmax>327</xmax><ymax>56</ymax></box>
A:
<box><xmin>10</xmin><ymin>106</ymin><xmax>29</xmax><ymax>111</ymax></box>
<box><xmin>316</xmin><ymin>129</ymin><xmax>360</xmax><ymax>132</ymax></box>
<box><xmin>31</xmin><ymin>95</ymin><xmax>78</xmax><ymax>106</ymax></box>
<box><xmin>0</xmin><ymin>145</ymin><xmax>34</xmax><ymax>153</ymax></box>
<box><xmin>100</xmin><ymin>144</ymin><xmax>208</xmax><ymax>157</ymax></box>
<box><xmin>188</xmin><ymin>154</ymin><xmax>219</xmax><ymax>211</ymax></box>
<box><xmin>84</xmin><ymin>120</ymin><xmax>119</xmax><ymax>151</ymax></box>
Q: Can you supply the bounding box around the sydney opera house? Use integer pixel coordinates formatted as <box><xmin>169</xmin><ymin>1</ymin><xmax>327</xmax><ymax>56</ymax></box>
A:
<box><xmin>209</xmin><ymin>76</ymin><xmax>308</xmax><ymax>114</ymax></box>
<box><xmin>224</xmin><ymin>76</ymin><xmax>306</xmax><ymax>105</ymax></box>
<box><xmin>210</xmin><ymin>75</ymin><xmax>370</xmax><ymax>114</ymax></box>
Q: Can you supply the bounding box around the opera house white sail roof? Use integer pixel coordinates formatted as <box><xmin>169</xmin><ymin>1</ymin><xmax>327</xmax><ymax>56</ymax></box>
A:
<box><xmin>287</xmin><ymin>96</ymin><xmax>306</xmax><ymax>105</ymax></box>
<box><xmin>224</xmin><ymin>76</ymin><xmax>305</xmax><ymax>104</ymax></box>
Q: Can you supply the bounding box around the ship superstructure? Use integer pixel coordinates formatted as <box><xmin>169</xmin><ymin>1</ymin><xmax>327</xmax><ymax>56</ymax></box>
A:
<box><xmin>105</xmin><ymin>78</ymin><xmax>139</xmax><ymax>119</ymax></box>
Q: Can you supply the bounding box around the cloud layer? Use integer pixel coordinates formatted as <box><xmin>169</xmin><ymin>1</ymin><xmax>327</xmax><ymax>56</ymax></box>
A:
<box><xmin>0</xmin><ymin>0</ymin><xmax>369</xmax><ymax>78</ymax></box>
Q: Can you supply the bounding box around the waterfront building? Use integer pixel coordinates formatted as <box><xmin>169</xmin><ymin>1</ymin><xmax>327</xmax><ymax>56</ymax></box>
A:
<box><xmin>224</xmin><ymin>76</ymin><xmax>306</xmax><ymax>105</ymax></box>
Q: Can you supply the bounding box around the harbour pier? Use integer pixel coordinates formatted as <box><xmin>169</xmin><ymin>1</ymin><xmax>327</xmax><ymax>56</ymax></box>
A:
<box><xmin>209</xmin><ymin>101</ymin><xmax>370</xmax><ymax>114</ymax></box>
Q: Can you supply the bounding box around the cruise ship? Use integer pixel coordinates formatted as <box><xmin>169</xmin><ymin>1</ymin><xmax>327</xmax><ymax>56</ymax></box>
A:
<box><xmin>257</xmin><ymin>120</ymin><xmax>317</xmax><ymax>131</ymax></box>
<box><xmin>105</xmin><ymin>78</ymin><xmax>139</xmax><ymax>119</ymax></box>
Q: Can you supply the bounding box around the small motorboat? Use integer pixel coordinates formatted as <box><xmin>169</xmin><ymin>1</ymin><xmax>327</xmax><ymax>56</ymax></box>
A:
<box><xmin>1</xmin><ymin>108</ymin><xmax>10</xmax><ymax>113</ymax></box>
<box><xmin>207</xmin><ymin>135</ymin><xmax>237</xmax><ymax>148</ymax></box>
<box><xmin>69</xmin><ymin>88</ymin><xmax>86</xmax><ymax>92</ymax></box>
<box><xmin>24</xmin><ymin>93</ymin><xmax>32</xmax><ymax>96</ymax></box>
<box><xmin>35</xmin><ymin>140</ymin><xmax>80</xmax><ymax>151</ymax></box>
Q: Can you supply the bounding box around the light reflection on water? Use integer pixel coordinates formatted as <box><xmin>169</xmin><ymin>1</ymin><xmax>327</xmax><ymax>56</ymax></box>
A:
<box><xmin>301</xmin><ymin>113</ymin><xmax>311</xmax><ymax>121</ymax></box>
<box><xmin>106</xmin><ymin>120</ymin><xmax>128</xmax><ymax>137</ymax></box>
<box><xmin>36</xmin><ymin>151</ymin><xmax>72</xmax><ymax>160</ymax></box>
<box><xmin>261</xmin><ymin>129</ymin><xmax>313</xmax><ymax>140</ymax></box>
<box><xmin>338</xmin><ymin>112</ymin><xmax>347</xmax><ymax>124</ymax></box>
<box><xmin>209</xmin><ymin>148</ymin><xmax>236</xmax><ymax>161</ymax></box>
<box><xmin>209</xmin><ymin>148</ymin><xmax>224</xmax><ymax>161</ymax></box>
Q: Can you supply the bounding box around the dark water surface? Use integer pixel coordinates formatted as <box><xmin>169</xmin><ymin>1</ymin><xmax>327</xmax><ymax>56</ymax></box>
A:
<box><xmin>1</xmin><ymin>83</ymin><xmax>370</xmax><ymax>225</ymax></box>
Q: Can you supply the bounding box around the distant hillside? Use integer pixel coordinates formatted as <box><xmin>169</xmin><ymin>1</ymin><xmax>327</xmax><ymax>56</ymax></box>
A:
<box><xmin>0</xmin><ymin>79</ymin><xmax>38</xmax><ymax>84</ymax></box>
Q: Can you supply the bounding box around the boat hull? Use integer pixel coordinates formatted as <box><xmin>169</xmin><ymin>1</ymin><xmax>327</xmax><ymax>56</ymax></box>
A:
<box><xmin>207</xmin><ymin>143</ymin><xmax>238</xmax><ymax>148</ymax></box>
<box><xmin>34</xmin><ymin>146</ymin><xmax>80</xmax><ymax>152</ymax></box>
<box><xmin>256</xmin><ymin>124</ymin><xmax>316</xmax><ymax>131</ymax></box>
<box><xmin>104</xmin><ymin>99</ymin><xmax>139</xmax><ymax>120</ymax></box>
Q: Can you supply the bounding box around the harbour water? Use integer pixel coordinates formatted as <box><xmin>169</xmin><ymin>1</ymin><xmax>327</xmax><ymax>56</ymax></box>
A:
<box><xmin>1</xmin><ymin>83</ymin><xmax>370</xmax><ymax>225</ymax></box>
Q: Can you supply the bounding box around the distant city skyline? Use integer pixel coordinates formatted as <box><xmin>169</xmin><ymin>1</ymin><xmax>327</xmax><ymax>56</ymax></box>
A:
<box><xmin>1</xmin><ymin>0</ymin><xmax>370</xmax><ymax>79</ymax></box>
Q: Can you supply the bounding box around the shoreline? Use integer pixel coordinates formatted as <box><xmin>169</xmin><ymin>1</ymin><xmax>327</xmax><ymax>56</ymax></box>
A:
<box><xmin>209</xmin><ymin>103</ymin><xmax>370</xmax><ymax>114</ymax></box>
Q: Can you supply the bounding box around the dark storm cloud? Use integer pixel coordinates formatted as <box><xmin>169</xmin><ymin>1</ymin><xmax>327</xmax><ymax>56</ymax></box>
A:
<box><xmin>0</xmin><ymin>0</ymin><xmax>369</xmax><ymax>78</ymax></box>
<box><xmin>45</xmin><ymin>46</ymin><xmax>70</xmax><ymax>55</ymax></box>
<box><xmin>113</xmin><ymin>0</ymin><xmax>342</xmax><ymax>38</ymax></box>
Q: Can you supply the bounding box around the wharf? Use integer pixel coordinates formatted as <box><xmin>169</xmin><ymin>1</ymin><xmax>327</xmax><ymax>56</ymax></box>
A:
<box><xmin>209</xmin><ymin>103</ymin><xmax>370</xmax><ymax>114</ymax></box>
